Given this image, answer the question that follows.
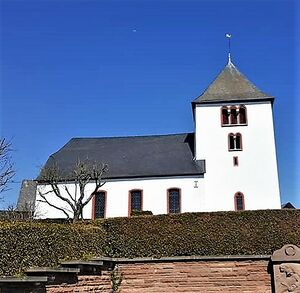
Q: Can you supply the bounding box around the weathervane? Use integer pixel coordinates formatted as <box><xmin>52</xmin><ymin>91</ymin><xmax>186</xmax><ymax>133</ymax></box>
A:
<box><xmin>225</xmin><ymin>33</ymin><xmax>232</xmax><ymax>63</ymax></box>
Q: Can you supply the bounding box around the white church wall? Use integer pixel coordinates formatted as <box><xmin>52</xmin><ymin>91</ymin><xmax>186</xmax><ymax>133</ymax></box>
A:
<box><xmin>35</xmin><ymin>176</ymin><xmax>204</xmax><ymax>219</ymax></box>
<box><xmin>194</xmin><ymin>101</ymin><xmax>281</xmax><ymax>211</ymax></box>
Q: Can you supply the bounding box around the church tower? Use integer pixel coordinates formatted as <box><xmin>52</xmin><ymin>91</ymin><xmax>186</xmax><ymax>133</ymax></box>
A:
<box><xmin>192</xmin><ymin>58</ymin><xmax>281</xmax><ymax>211</ymax></box>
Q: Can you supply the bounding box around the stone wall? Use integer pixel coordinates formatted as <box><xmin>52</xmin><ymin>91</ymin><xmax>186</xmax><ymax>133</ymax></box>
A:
<box><xmin>46</xmin><ymin>273</ymin><xmax>111</xmax><ymax>293</ymax></box>
<box><xmin>43</xmin><ymin>258</ymin><xmax>271</xmax><ymax>293</ymax></box>
<box><xmin>117</xmin><ymin>259</ymin><xmax>271</xmax><ymax>293</ymax></box>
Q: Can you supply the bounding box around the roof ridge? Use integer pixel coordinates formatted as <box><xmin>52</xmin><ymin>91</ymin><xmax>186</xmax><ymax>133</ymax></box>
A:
<box><xmin>194</xmin><ymin>62</ymin><xmax>230</xmax><ymax>102</ymax></box>
<box><xmin>70</xmin><ymin>132</ymin><xmax>193</xmax><ymax>140</ymax></box>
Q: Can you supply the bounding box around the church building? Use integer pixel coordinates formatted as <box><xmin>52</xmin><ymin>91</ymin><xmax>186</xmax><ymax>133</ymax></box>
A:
<box><xmin>33</xmin><ymin>57</ymin><xmax>281</xmax><ymax>219</ymax></box>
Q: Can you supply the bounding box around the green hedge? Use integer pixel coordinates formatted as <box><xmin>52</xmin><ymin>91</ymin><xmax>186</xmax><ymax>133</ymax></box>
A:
<box><xmin>0</xmin><ymin>222</ymin><xmax>106</xmax><ymax>276</ymax></box>
<box><xmin>0</xmin><ymin>209</ymin><xmax>299</xmax><ymax>276</ymax></box>
<box><xmin>130</xmin><ymin>210</ymin><xmax>153</xmax><ymax>217</ymax></box>
<box><xmin>101</xmin><ymin>209</ymin><xmax>300</xmax><ymax>258</ymax></box>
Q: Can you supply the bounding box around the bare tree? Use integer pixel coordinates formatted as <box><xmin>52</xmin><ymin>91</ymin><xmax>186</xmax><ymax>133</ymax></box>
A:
<box><xmin>38</xmin><ymin>159</ymin><xmax>108</xmax><ymax>222</ymax></box>
<box><xmin>0</xmin><ymin>138</ymin><xmax>15</xmax><ymax>195</ymax></box>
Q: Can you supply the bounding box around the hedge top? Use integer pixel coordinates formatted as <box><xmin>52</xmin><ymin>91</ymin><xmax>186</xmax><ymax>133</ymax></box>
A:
<box><xmin>0</xmin><ymin>209</ymin><xmax>299</xmax><ymax>276</ymax></box>
<box><xmin>101</xmin><ymin>209</ymin><xmax>300</xmax><ymax>258</ymax></box>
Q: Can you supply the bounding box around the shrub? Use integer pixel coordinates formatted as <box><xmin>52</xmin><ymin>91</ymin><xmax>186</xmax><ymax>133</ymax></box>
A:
<box><xmin>101</xmin><ymin>209</ymin><xmax>300</xmax><ymax>258</ymax></box>
<box><xmin>130</xmin><ymin>210</ymin><xmax>153</xmax><ymax>217</ymax></box>
<box><xmin>0</xmin><ymin>222</ymin><xmax>106</xmax><ymax>276</ymax></box>
<box><xmin>1</xmin><ymin>209</ymin><xmax>299</xmax><ymax>276</ymax></box>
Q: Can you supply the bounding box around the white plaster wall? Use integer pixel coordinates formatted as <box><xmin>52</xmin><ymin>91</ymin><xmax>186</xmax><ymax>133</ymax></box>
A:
<box><xmin>35</xmin><ymin>176</ymin><xmax>204</xmax><ymax>219</ymax></box>
<box><xmin>194</xmin><ymin>101</ymin><xmax>281</xmax><ymax>211</ymax></box>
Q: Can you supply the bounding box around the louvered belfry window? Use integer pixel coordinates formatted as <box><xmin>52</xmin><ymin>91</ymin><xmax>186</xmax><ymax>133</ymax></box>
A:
<box><xmin>221</xmin><ymin>107</ymin><xmax>229</xmax><ymax>125</ymax></box>
<box><xmin>239</xmin><ymin>106</ymin><xmax>247</xmax><ymax>124</ymax></box>
<box><xmin>221</xmin><ymin>105</ymin><xmax>247</xmax><ymax>126</ymax></box>
<box><xmin>230</xmin><ymin>107</ymin><xmax>238</xmax><ymax>124</ymax></box>
<box><xmin>168</xmin><ymin>188</ymin><xmax>180</xmax><ymax>214</ymax></box>
<box><xmin>94</xmin><ymin>191</ymin><xmax>106</xmax><ymax>218</ymax></box>
<box><xmin>130</xmin><ymin>190</ymin><xmax>142</xmax><ymax>211</ymax></box>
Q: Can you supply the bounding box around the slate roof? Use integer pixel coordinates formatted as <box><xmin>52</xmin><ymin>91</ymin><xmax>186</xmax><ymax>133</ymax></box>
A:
<box><xmin>16</xmin><ymin>180</ymin><xmax>37</xmax><ymax>211</ymax></box>
<box><xmin>281</xmin><ymin>202</ymin><xmax>296</xmax><ymax>209</ymax></box>
<box><xmin>192</xmin><ymin>60</ymin><xmax>273</xmax><ymax>105</ymax></box>
<box><xmin>38</xmin><ymin>133</ymin><xmax>205</xmax><ymax>181</ymax></box>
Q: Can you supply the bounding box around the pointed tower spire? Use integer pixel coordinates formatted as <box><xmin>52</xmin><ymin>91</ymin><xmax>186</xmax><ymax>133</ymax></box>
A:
<box><xmin>225</xmin><ymin>33</ymin><xmax>232</xmax><ymax>64</ymax></box>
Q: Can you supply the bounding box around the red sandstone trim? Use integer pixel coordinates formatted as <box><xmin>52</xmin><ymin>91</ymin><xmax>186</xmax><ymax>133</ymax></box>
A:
<box><xmin>167</xmin><ymin>188</ymin><xmax>181</xmax><ymax>214</ymax></box>
<box><xmin>221</xmin><ymin>105</ymin><xmax>248</xmax><ymax>127</ymax></box>
<box><xmin>91</xmin><ymin>190</ymin><xmax>107</xmax><ymax>220</ymax></box>
<box><xmin>234</xmin><ymin>191</ymin><xmax>245</xmax><ymax>211</ymax></box>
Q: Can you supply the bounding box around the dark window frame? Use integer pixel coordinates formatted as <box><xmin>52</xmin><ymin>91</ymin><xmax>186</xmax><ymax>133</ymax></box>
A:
<box><xmin>221</xmin><ymin>105</ymin><xmax>248</xmax><ymax>127</ymax></box>
<box><xmin>128</xmin><ymin>189</ymin><xmax>143</xmax><ymax>216</ymax></box>
<box><xmin>238</xmin><ymin>105</ymin><xmax>247</xmax><ymax>124</ymax></box>
<box><xmin>228</xmin><ymin>133</ymin><xmax>243</xmax><ymax>151</ymax></box>
<box><xmin>230</xmin><ymin>106</ymin><xmax>238</xmax><ymax>125</ymax></box>
<box><xmin>167</xmin><ymin>188</ymin><xmax>181</xmax><ymax>214</ymax></box>
<box><xmin>221</xmin><ymin>106</ymin><xmax>230</xmax><ymax>125</ymax></box>
<box><xmin>233</xmin><ymin>156</ymin><xmax>239</xmax><ymax>166</ymax></box>
<box><xmin>234</xmin><ymin>192</ymin><xmax>245</xmax><ymax>211</ymax></box>
<box><xmin>92</xmin><ymin>190</ymin><xmax>107</xmax><ymax>220</ymax></box>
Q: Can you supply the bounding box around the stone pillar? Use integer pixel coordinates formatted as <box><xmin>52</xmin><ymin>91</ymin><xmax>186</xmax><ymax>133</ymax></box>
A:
<box><xmin>271</xmin><ymin>244</ymin><xmax>300</xmax><ymax>293</ymax></box>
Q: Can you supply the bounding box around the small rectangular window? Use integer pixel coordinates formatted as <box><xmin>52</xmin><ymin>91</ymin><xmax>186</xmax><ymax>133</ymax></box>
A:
<box><xmin>233</xmin><ymin>156</ymin><xmax>239</xmax><ymax>166</ymax></box>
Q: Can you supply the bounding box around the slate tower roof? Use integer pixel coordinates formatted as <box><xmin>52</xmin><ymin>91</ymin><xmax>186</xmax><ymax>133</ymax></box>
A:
<box><xmin>192</xmin><ymin>60</ymin><xmax>273</xmax><ymax>105</ymax></box>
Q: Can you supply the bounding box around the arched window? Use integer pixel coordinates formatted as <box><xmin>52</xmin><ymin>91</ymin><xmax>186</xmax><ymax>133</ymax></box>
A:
<box><xmin>238</xmin><ymin>106</ymin><xmax>247</xmax><ymax>124</ymax></box>
<box><xmin>221</xmin><ymin>105</ymin><xmax>247</xmax><ymax>126</ymax></box>
<box><xmin>93</xmin><ymin>191</ymin><xmax>106</xmax><ymax>219</ymax></box>
<box><xmin>235</xmin><ymin>133</ymin><xmax>242</xmax><ymax>150</ymax></box>
<box><xmin>234</xmin><ymin>192</ymin><xmax>245</xmax><ymax>211</ymax></box>
<box><xmin>228</xmin><ymin>133</ymin><xmax>235</xmax><ymax>150</ymax></box>
<box><xmin>129</xmin><ymin>189</ymin><xmax>143</xmax><ymax>215</ymax></box>
<box><xmin>221</xmin><ymin>107</ymin><xmax>229</xmax><ymax>125</ymax></box>
<box><xmin>230</xmin><ymin>107</ymin><xmax>238</xmax><ymax>124</ymax></box>
<box><xmin>167</xmin><ymin>188</ymin><xmax>181</xmax><ymax>214</ymax></box>
<box><xmin>228</xmin><ymin>133</ymin><xmax>243</xmax><ymax>151</ymax></box>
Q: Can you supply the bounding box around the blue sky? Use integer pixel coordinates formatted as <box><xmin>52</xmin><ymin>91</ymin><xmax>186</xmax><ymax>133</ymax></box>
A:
<box><xmin>0</xmin><ymin>0</ymin><xmax>299</xmax><ymax>208</ymax></box>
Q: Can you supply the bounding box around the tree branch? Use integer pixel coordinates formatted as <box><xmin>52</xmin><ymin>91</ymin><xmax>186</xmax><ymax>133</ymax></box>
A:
<box><xmin>0</xmin><ymin>138</ymin><xmax>15</xmax><ymax>194</ymax></box>
<box><xmin>37</xmin><ymin>192</ymin><xmax>70</xmax><ymax>220</ymax></box>
<box><xmin>49</xmin><ymin>183</ymin><xmax>75</xmax><ymax>212</ymax></box>
<box><xmin>82</xmin><ymin>179</ymin><xmax>106</xmax><ymax>208</ymax></box>
<box><xmin>38</xmin><ymin>159</ymin><xmax>108</xmax><ymax>222</ymax></box>
<box><xmin>64</xmin><ymin>185</ymin><xmax>76</xmax><ymax>203</ymax></box>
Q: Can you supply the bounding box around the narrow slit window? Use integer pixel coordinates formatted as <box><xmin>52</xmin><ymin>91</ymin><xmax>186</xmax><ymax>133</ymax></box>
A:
<box><xmin>233</xmin><ymin>156</ymin><xmax>239</xmax><ymax>166</ymax></box>
<box><xmin>168</xmin><ymin>188</ymin><xmax>181</xmax><ymax>214</ymax></box>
